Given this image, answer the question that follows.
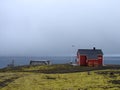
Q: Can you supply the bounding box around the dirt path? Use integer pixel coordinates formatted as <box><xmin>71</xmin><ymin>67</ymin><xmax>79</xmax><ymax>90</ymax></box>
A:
<box><xmin>0</xmin><ymin>76</ymin><xmax>19</xmax><ymax>88</ymax></box>
<box><xmin>0</xmin><ymin>74</ymin><xmax>28</xmax><ymax>88</ymax></box>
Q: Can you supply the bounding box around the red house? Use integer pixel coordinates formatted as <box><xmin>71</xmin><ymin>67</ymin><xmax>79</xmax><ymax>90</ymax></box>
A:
<box><xmin>77</xmin><ymin>47</ymin><xmax>103</xmax><ymax>67</ymax></box>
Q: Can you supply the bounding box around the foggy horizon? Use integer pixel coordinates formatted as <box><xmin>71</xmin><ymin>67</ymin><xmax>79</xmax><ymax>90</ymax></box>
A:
<box><xmin>1</xmin><ymin>0</ymin><xmax>120</xmax><ymax>56</ymax></box>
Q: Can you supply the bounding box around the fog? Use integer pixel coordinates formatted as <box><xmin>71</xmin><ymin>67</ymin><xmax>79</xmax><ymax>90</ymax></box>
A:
<box><xmin>0</xmin><ymin>0</ymin><xmax>120</xmax><ymax>56</ymax></box>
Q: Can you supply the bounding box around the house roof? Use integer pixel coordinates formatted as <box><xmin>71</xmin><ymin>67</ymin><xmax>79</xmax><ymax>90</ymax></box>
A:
<box><xmin>77</xmin><ymin>49</ymin><xmax>103</xmax><ymax>59</ymax></box>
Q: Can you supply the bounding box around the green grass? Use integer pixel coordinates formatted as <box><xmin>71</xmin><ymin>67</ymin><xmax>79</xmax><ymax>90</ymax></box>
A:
<box><xmin>0</xmin><ymin>65</ymin><xmax>120</xmax><ymax>90</ymax></box>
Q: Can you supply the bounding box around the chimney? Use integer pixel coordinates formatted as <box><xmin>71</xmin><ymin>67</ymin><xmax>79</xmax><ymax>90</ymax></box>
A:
<box><xmin>93</xmin><ymin>47</ymin><xmax>96</xmax><ymax>50</ymax></box>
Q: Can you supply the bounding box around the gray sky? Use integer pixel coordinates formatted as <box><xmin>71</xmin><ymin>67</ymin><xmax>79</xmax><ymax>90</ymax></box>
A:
<box><xmin>0</xmin><ymin>0</ymin><xmax>120</xmax><ymax>56</ymax></box>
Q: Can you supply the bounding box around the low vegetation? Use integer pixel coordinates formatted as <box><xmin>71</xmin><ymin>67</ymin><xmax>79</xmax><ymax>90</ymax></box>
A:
<box><xmin>0</xmin><ymin>64</ymin><xmax>120</xmax><ymax>90</ymax></box>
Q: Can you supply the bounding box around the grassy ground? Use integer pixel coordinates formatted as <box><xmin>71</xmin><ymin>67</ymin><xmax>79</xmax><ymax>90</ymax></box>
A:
<box><xmin>0</xmin><ymin>65</ymin><xmax>120</xmax><ymax>90</ymax></box>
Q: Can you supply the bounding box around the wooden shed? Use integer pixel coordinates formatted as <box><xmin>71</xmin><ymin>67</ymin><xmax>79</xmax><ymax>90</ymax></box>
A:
<box><xmin>77</xmin><ymin>47</ymin><xmax>103</xmax><ymax>67</ymax></box>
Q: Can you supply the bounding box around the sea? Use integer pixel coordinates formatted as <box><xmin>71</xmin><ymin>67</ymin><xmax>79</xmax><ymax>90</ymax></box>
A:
<box><xmin>0</xmin><ymin>56</ymin><xmax>120</xmax><ymax>68</ymax></box>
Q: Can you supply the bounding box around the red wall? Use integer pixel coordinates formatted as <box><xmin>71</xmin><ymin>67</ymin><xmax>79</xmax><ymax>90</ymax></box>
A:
<box><xmin>80</xmin><ymin>55</ymin><xmax>87</xmax><ymax>66</ymax></box>
<box><xmin>77</xmin><ymin>54</ymin><xmax>87</xmax><ymax>65</ymax></box>
<box><xmin>88</xmin><ymin>55</ymin><xmax>103</xmax><ymax>67</ymax></box>
<box><xmin>77</xmin><ymin>54</ymin><xmax>103</xmax><ymax>66</ymax></box>
<box><xmin>88</xmin><ymin>60</ymin><xmax>95</xmax><ymax>67</ymax></box>
<box><xmin>88</xmin><ymin>60</ymin><xmax>99</xmax><ymax>67</ymax></box>
<box><xmin>98</xmin><ymin>55</ymin><xmax>103</xmax><ymax>66</ymax></box>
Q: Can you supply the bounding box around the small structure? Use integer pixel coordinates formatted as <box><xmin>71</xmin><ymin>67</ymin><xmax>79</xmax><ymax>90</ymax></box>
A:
<box><xmin>30</xmin><ymin>60</ymin><xmax>51</xmax><ymax>65</ymax></box>
<box><xmin>77</xmin><ymin>47</ymin><xmax>103</xmax><ymax>67</ymax></box>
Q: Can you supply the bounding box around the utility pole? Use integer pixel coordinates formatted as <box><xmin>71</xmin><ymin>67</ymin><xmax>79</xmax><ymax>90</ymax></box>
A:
<box><xmin>71</xmin><ymin>45</ymin><xmax>75</xmax><ymax>64</ymax></box>
<box><xmin>12</xmin><ymin>59</ymin><xmax>14</xmax><ymax>67</ymax></box>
